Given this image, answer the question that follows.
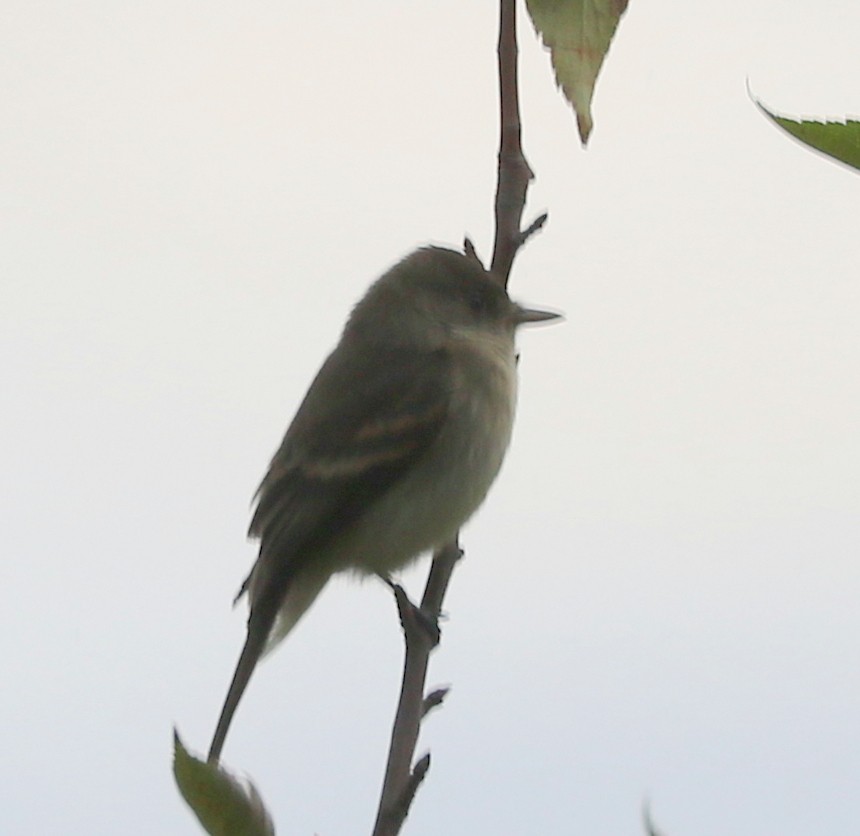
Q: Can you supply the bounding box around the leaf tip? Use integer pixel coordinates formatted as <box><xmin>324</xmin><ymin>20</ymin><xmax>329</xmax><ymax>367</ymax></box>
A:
<box><xmin>577</xmin><ymin>110</ymin><xmax>593</xmax><ymax>146</ymax></box>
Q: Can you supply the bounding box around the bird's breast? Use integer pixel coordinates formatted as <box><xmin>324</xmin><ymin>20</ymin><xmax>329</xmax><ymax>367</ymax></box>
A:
<box><xmin>339</xmin><ymin>337</ymin><xmax>518</xmax><ymax>576</ymax></box>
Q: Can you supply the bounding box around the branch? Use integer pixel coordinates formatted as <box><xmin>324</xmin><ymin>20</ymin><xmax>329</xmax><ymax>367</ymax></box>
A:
<box><xmin>371</xmin><ymin>542</ymin><xmax>461</xmax><ymax>836</ymax></box>
<box><xmin>371</xmin><ymin>1</ymin><xmax>541</xmax><ymax>832</ymax></box>
<box><xmin>491</xmin><ymin>0</ymin><xmax>541</xmax><ymax>285</ymax></box>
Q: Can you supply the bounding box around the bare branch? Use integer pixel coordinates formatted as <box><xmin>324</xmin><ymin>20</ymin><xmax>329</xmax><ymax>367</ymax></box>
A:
<box><xmin>519</xmin><ymin>211</ymin><xmax>548</xmax><ymax>247</ymax></box>
<box><xmin>490</xmin><ymin>0</ymin><xmax>538</xmax><ymax>286</ymax></box>
<box><xmin>371</xmin><ymin>543</ymin><xmax>461</xmax><ymax>836</ymax></box>
<box><xmin>371</xmin><ymin>1</ymin><xmax>541</xmax><ymax>831</ymax></box>
<box><xmin>383</xmin><ymin>754</ymin><xmax>431</xmax><ymax>836</ymax></box>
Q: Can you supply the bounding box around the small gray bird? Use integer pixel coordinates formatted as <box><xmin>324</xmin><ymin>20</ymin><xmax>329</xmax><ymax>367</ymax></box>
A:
<box><xmin>208</xmin><ymin>246</ymin><xmax>559</xmax><ymax>763</ymax></box>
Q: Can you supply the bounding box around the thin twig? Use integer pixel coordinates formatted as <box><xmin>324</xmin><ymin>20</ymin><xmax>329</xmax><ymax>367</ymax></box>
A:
<box><xmin>371</xmin><ymin>1</ymin><xmax>540</xmax><ymax>831</ymax></box>
<box><xmin>463</xmin><ymin>237</ymin><xmax>482</xmax><ymax>266</ymax></box>
<box><xmin>491</xmin><ymin>0</ymin><xmax>539</xmax><ymax>286</ymax></box>
<box><xmin>422</xmin><ymin>687</ymin><xmax>450</xmax><ymax>718</ymax></box>
<box><xmin>371</xmin><ymin>542</ymin><xmax>460</xmax><ymax>836</ymax></box>
<box><xmin>519</xmin><ymin>212</ymin><xmax>548</xmax><ymax>247</ymax></box>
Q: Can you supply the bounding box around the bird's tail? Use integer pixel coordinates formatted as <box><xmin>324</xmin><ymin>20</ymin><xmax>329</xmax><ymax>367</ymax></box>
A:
<box><xmin>207</xmin><ymin>569</ymin><xmax>331</xmax><ymax>763</ymax></box>
<box><xmin>207</xmin><ymin>605</ymin><xmax>274</xmax><ymax>764</ymax></box>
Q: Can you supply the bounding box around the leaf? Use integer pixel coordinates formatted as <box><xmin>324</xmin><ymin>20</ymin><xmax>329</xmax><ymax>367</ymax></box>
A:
<box><xmin>756</xmin><ymin>101</ymin><xmax>860</xmax><ymax>173</ymax></box>
<box><xmin>526</xmin><ymin>0</ymin><xmax>629</xmax><ymax>145</ymax></box>
<box><xmin>173</xmin><ymin>730</ymin><xmax>275</xmax><ymax>836</ymax></box>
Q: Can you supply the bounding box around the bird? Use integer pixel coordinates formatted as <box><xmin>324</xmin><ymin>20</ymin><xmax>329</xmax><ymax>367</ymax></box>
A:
<box><xmin>207</xmin><ymin>245</ymin><xmax>560</xmax><ymax>763</ymax></box>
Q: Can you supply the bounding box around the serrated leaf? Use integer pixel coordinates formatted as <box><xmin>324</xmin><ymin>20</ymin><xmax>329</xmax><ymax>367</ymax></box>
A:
<box><xmin>526</xmin><ymin>0</ymin><xmax>629</xmax><ymax>145</ymax></box>
<box><xmin>756</xmin><ymin>101</ymin><xmax>860</xmax><ymax>173</ymax></box>
<box><xmin>173</xmin><ymin>731</ymin><xmax>275</xmax><ymax>836</ymax></box>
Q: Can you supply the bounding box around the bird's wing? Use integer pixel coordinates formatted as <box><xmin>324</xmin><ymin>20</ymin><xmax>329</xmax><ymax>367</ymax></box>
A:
<box><xmin>245</xmin><ymin>339</ymin><xmax>452</xmax><ymax>608</ymax></box>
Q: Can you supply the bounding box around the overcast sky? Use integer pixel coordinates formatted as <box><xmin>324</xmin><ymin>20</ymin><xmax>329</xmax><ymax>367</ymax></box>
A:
<box><xmin>3</xmin><ymin>1</ymin><xmax>859</xmax><ymax>834</ymax></box>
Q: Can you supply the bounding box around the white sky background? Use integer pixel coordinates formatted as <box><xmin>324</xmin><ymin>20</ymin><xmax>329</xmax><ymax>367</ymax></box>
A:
<box><xmin>2</xmin><ymin>1</ymin><xmax>859</xmax><ymax>833</ymax></box>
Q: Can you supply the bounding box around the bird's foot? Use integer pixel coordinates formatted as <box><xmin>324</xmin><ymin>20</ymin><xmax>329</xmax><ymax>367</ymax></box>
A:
<box><xmin>381</xmin><ymin>576</ymin><xmax>441</xmax><ymax>647</ymax></box>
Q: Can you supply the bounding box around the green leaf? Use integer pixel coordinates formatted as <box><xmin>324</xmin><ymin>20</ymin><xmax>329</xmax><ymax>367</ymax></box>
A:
<box><xmin>756</xmin><ymin>101</ymin><xmax>860</xmax><ymax>173</ymax></box>
<box><xmin>526</xmin><ymin>0</ymin><xmax>629</xmax><ymax>145</ymax></box>
<box><xmin>173</xmin><ymin>730</ymin><xmax>275</xmax><ymax>836</ymax></box>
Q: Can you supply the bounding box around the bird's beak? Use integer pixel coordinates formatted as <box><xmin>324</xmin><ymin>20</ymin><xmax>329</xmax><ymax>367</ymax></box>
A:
<box><xmin>513</xmin><ymin>304</ymin><xmax>564</xmax><ymax>326</ymax></box>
